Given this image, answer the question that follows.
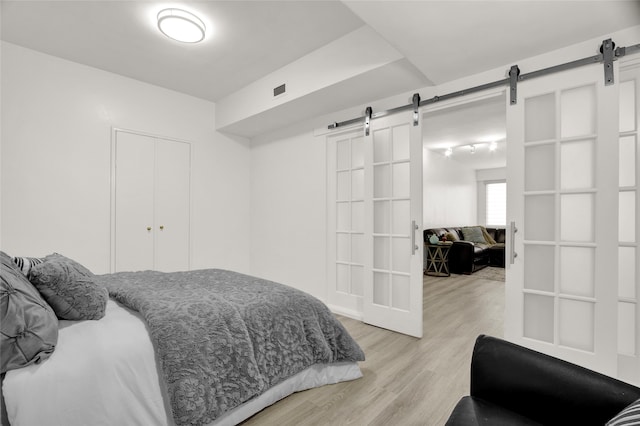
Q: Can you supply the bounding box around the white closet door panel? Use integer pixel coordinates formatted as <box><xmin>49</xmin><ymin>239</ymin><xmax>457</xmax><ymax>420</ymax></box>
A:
<box><xmin>154</xmin><ymin>139</ymin><xmax>191</xmax><ymax>272</ymax></box>
<box><xmin>115</xmin><ymin>132</ymin><xmax>155</xmax><ymax>272</ymax></box>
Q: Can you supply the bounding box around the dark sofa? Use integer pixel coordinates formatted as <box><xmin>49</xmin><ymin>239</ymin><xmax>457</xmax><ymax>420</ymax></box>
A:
<box><xmin>446</xmin><ymin>335</ymin><xmax>640</xmax><ymax>426</ymax></box>
<box><xmin>424</xmin><ymin>227</ymin><xmax>506</xmax><ymax>274</ymax></box>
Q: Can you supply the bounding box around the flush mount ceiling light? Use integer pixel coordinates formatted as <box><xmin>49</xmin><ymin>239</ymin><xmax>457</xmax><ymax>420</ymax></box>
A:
<box><xmin>157</xmin><ymin>8</ymin><xmax>205</xmax><ymax>43</ymax></box>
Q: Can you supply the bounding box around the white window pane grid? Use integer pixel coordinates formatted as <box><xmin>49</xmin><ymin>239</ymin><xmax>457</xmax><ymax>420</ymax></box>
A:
<box><xmin>560</xmin><ymin>84</ymin><xmax>596</xmax><ymax>139</ymax></box>
<box><xmin>619</xmin><ymin>191</ymin><xmax>636</xmax><ymax>244</ymax></box>
<box><xmin>352</xmin><ymin>136</ymin><xmax>364</xmax><ymax>168</ymax></box>
<box><xmin>619</xmin><ymin>136</ymin><xmax>636</xmax><ymax>188</ymax></box>
<box><xmin>559</xmin><ymin>246</ymin><xmax>594</xmax><ymax>298</ymax></box>
<box><xmin>524</xmin><ymin>244</ymin><xmax>555</xmax><ymax>292</ymax></box>
<box><xmin>525</xmin><ymin>143</ymin><xmax>555</xmax><ymax>192</ymax></box>
<box><xmin>392</xmin><ymin>124</ymin><xmax>410</xmax><ymax>161</ymax></box>
<box><xmin>522</xmin><ymin>88</ymin><xmax>601</xmax><ymax>349</ymax></box>
<box><xmin>559</xmin><ymin>298</ymin><xmax>594</xmax><ymax>352</ymax></box>
<box><xmin>619</xmin><ymin>247</ymin><xmax>637</xmax><ymax>300</ymax></box>
<box><xmin>372</xmin><ymin>123</ymin><xmax>413</xmax><ymax>308</ymax></box>
<box><xmin>524</xmin><ymin>293</ymin><xmax>554</xmax><ymax>343</ymax></box>
<box><xmin>352</xmin><ymin>169</ymin><xmax>364</xmax><ymax>201</ymax></box>
<box><xmin>525</xmin><ymin>93</ymin><xmax>556</xmax><ymax>142</ymax></box>
<box><xmin>560</xmin><ymin>139</ymin><xmax>594</xmax><ymax>190</ymax></box>
<box><xmin>560</xmin><ymin>193</ymin><xmax>594</xmax><ymax>242</ymax></box>
<box><xmin>620</xmin><ymin>80</ymin><xmax>636</xmax><ymax>133</ymax></box>
<box><xmin>618</xmin><ymin>302</ymin><xmax>637</xmax><ymax>356</ymax></box>
<box><xmin>334</xmin><ymin>135</ymin><xmax>366</xmax><ymax>299</ymax></box>
<box><xmin>336</xmin><ymin>138</ymin><xmax>350</xmax><ymax>170</ymax></box>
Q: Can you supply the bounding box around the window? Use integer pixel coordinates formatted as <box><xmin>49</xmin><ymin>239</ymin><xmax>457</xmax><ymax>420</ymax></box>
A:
<box><xmin>486</xmin><ymin>181</ymin><xmax>506</xmax><ymax>226</ymax></box>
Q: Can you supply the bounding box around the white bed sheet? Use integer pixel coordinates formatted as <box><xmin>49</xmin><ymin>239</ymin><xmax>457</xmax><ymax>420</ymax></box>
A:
<box><xmin>3</xmin><ymin>300</ymin><xmax>362</xmax><ymax>426</ymax></box>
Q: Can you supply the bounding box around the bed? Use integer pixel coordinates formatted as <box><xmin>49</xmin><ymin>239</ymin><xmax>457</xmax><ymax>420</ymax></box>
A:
<box><xmin>1</xmin><ymin>252</ymin><xmax>365</xmax><ymax>426</ymax></box>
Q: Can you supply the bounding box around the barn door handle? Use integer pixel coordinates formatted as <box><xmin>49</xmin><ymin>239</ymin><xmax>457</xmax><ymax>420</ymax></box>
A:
<box><xmin>510</xmin><ymin>221</ymin><xmax>518</xmax><ymax>265</ymax></box>
<box><xmin>411</xmin><ymin>220</ymin><xmax>419</xmax><ymax>255</ymax></box>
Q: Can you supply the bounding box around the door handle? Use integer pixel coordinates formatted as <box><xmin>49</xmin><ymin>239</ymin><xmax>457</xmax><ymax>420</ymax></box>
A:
<box><xmin>509</xmin><ymin>221</ymin><xmax>518</xmax><ymax>265</ymax></box>
<box><xmin>411</xmin><ymin>220</ymin><xmax>419</xmax><ymax>255</ymax></box>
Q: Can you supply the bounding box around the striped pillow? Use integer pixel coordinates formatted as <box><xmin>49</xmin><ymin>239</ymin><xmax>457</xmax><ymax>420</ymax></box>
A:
<box><xmin>607</xmin><ymin>399</ymin><xmax>640</xmax><ymax>426</ymax></box>
<box><xmin>12</xmin><ymin>256</ymin><xmax>44</xmax><ymax>276</ymax></box>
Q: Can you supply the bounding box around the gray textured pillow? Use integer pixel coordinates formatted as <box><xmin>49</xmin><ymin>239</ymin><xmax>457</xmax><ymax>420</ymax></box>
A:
<box><xmin>1</xmin><ymin>251</ymin><xmax>58</xmax><ymax>373</ymax></box>
<box><xmin>461</xmin><ymin>226</ymin><xmax>487</xmax><ymax>244</ymax></box>
<box><xmin>28</xmin><ymin>253</ymin><xmax>108</xmax><ymax>320</ymax></box>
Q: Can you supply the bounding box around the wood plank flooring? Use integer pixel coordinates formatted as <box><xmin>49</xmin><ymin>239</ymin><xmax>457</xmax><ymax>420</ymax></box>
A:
<box><xmin>241</xmin><ymin>271</ymin><xmax>505</xmax><ymax>426</ymax></box>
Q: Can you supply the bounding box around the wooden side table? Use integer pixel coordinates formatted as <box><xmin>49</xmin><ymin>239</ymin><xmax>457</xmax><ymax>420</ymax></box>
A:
<box><xmin>424</xmin><ymin>243</ymin><xmax>452</xmax><ymax>277</ymax></box>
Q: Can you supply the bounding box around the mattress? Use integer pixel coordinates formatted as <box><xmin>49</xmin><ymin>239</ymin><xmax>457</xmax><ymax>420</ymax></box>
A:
<box><xmin>3</xmin><ymin>300</ymin><xmax>362</xmax><ymax>426</ymax></box>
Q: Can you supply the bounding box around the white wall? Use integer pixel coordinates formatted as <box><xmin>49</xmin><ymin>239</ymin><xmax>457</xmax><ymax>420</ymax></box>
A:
<box><xmin>249</xmin><ymin>124</ymin><xmax>327</xmax><ymax>300</ymax></box>
<box><xmin>423</xmin><ymin>148</ymin><xmax>477</xmax><ymax>229</ymax></box>
<box><xmin>0</xmin><ymin>42</ymin><xmax>252</xmax><ymax>274</ymax></box>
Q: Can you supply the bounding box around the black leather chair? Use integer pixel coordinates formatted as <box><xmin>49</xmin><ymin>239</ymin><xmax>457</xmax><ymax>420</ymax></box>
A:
<box><xmin>446</xmin><ymin>335</ymin><xmax>640</xmax><ymax>426</ymax></box>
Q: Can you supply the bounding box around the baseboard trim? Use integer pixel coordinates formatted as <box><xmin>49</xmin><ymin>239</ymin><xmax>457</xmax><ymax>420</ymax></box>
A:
<box><xmin>327</xmin><ymin>304</ymin><xmax>363</xmax><ymax>321</ymax></box>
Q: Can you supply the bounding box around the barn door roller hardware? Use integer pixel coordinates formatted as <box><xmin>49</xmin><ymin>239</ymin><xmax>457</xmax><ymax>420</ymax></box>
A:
<box><xmin>509</xmin><ymin>65</ymin><xmax>520</xmax><ymax>105</ymax></box>
<box><xmin>364</xmin><ymin>106</ymin><xmax>372</xmax><ymax>136</ymax></box>
<box><xmin>412</xmin><ymin>93</ymin><xmax>421</xmax><ymax>126</ymax></box>
<box><xmin>327</xmin><ymin>38</ymin><xmax>640</xmax><ymax>130</ymax></box>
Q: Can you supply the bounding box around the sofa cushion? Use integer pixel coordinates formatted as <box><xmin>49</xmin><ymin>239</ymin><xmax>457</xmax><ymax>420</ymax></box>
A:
<box><xmin>461</xmin><ymin>226</ymin><xmax>487</xmax><ymax>244</ymax></box>
<box><xmin>28</xmin><ymin>253</ymin><xmax>108</xmax><ymax>321</ymax></box>
<box><xmin>0</xmin><ymin>251</ymin><xmax>58</xmax><ymax>373</ymax></box>
<box><xmin>445</xmin><ymin>396</ymin><xmax>543</xmax><ymax>426</ymax></box>
<box><xmin>606</xmin><ymin>398</ymin><xmax>640</xmax><ymax>426</ymax></box>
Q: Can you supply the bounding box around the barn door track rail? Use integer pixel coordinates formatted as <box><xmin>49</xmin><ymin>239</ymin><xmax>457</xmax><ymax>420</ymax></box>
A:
<box><xmin>328</xmin><ymin>38</ymin><xmax>640</xmax><ymax>131</ymax></box>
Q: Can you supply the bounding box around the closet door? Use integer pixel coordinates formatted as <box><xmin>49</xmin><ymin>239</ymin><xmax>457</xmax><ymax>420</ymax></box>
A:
<box><xmin>113</xmin><ymin>130</ymin><xmax>191</xmax><ymax>273</ymax></box>
<box><xmin>154</xmin><ymin>138</ymin><xmax>190</xmax><ymax>272</ymax></box>
<box><xmin>114</xmin><ymin>132</ymin><xmax>155</xmax><ymax>271</ymax></box>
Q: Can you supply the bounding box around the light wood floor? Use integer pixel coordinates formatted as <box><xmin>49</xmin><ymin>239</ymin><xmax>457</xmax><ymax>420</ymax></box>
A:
<box><xmin>241</xmin><ymin>271</ymin><xmax>505</xmax><ymax>426</ymax></box>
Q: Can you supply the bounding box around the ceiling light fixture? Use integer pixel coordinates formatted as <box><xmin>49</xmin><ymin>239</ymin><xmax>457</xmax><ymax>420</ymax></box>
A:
<box><xmin>445</xmin><ymin>147</ymin><xmax>453</xmax><ymax>157</ymax></box>
<box><xmin>157</xmin><ymin>8</ymin><xmax>206</xmax><ymax>43</ymax></box>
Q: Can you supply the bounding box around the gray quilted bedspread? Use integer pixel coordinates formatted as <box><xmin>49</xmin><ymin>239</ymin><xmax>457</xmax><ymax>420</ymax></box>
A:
<box><xmin>97</xmin><ymin>269</ymin><xmax>364</xmax><ymax>426</ymax></box>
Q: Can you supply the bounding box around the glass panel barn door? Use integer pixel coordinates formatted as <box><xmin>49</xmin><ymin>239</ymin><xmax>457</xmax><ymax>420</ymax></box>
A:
<box><xmin>618</xmin><ymin>60</ymin><xmax>640</xmax><ymax>385</ymax></box>
<box><xmin>363</xmin><ymin>111</ymin><xmax>423</xmax><ymax>338</ymax></box>
<box><xmin>506</xmin><ymin>63</ymin><xmax>619</xmax><ymax>376</ymax></box>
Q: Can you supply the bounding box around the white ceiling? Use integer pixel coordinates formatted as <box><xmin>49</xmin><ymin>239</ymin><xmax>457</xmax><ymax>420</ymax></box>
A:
<box><xmin>2</xmin><ymin>0</ymin><xmax>640</xmax><ymax>142</ymax></box>
<box><xmin>423</xmin><ymin>94</ymin><xmax>507</xmax><ymax>170</ymax></box>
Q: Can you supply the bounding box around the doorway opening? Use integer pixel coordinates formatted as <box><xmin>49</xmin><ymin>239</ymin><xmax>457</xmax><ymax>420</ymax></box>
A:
<box><xmin>421</xmin><ymin>91</ymin><xmax>507</xmax><ymax>334</ymax></box>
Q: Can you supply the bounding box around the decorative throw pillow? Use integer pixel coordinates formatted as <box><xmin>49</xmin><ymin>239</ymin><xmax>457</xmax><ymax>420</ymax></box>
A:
<box><xmin>481</xmin><ymin>227</ymin><xmax>497</xmax><ymax>245</ymax></box>
<box><xmin>461</xmin><ymin>226</ymin><xmax>487</xmax><ymax>244</ymax></box>
<box><xmin>28</xmin><ymin>253</ymin><xmax>108</xmax><ymax>320</ymax></box>
<box><xmin>606</xmin><ymin>398</ymin><xmax>640</xmax><ymax>426</ymax></box>
<box><xmin>444</xmin><ymin>232</ymin><xmax>459</xmax><ymax>242</ymax></box>
<box><xmin>12</xmin><ymin>256</ymin><xmax>44</xmax><ymax>276</ymax></box>
<box><xmin>0</xmin><ymin>251</ymin><xmax>58</xmax><ymax>373</ymax></box>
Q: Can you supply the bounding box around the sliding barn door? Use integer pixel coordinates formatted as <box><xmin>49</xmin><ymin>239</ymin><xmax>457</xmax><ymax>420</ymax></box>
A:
<box><xmin>363</xmin><ymin>111</ymin><xmax>423</xmax><ymax>337</ymax></box>
<box><xmin>506</xmin><ymin>63</ymin><xmax>620</xmax><ymax>376</ymax></box>
<box><xmin>618</xmin><ymin>59</ymin><xmax>640</xmax><ymax>385</ymax></box>
<box><xmin>328</xmin><ymin>111</ymin><xmax>423</xmax><ymax>338</ymax></box>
